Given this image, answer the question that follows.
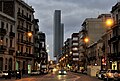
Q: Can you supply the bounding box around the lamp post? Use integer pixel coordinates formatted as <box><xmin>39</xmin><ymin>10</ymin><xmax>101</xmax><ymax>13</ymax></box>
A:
<box><xmin>105</xmin><ymin>18</ymin><xmax>114</xmax><ymax>70</ymax></box>
<box><xmin>83</xmin><ymin>37</ymin><xmax>89</xmax><ymax>70</ymax></box>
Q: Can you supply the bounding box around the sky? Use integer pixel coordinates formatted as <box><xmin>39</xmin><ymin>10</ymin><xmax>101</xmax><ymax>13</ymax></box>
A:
<box><xmin>25</xmin><ymin>0</ymin><xmax>117</xmax><ymax>60</ymax></box>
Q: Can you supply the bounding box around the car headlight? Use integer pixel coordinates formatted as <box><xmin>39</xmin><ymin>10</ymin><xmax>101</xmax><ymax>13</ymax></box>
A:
<box><xmin>59</xmin><ymin>71</ymin><xmax>61</xmax><ymax>73</ymax></box>
<box><xmin>64</xmin><ymin>71</ymin><xmax>66</xmax><ymax>74</ymax></box>
<box><xmin>5</xmin><ymin>73</ymin><xmax>8</xmax><ymax>75</ymax></box>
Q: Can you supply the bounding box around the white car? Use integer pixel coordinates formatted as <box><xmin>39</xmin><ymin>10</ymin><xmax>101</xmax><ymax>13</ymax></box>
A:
<box><xmin>0</xmin><ymin>71</ymin><xmax>8</xmax><ymax>78</ymax></box>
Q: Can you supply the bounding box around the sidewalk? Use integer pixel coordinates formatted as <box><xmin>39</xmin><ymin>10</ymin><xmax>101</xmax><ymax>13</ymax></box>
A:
<box><xmin>0</xmin><ymin>74</ymin><xmax>30</xmax><ymax>80</ymax></box>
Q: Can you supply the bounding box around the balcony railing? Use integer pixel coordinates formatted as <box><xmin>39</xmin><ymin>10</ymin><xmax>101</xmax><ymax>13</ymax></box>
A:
<box><xmin>17</xmin><ymin>25</ymin><xmax>26</xmax><ymax>32</ymax></box>
<box><xmin>108</xmin><ymin>53</ymin><xmax>120</xmax><ymax>60</ymax></box>
<box><xmin>0</xmin><ymin>45</ymin><xmax>7</xmax><ymax>51</ymax></box>
<box><xmin>25</xmin><ymin>40</ymin><xmax>34</xmax><ymax>46</ymax></box>
<box><xmin>16</xmin><ymin>51</ymin><xmax>34</xmax><ymax>58</ymax></box>
<box><xmin>108</xmin><ymin>35</ymin><xmax>120</xmax><ymax>44</ymax></box>
<box><xmin>9</xmin><ymin>32</ymin><xmax>15</xmax><ymax>37</ymax></box>
<box><xmin>17</xmin><ymin>12</ymin><xmax>26</xmax><ymax>20</ymax></box>
<box><xmin>0</xmin><ymin>28</ymin><xmax>6</xmax><ymax>36</ymax></box>
<box><xmin>9</xmin><ymin>47</ymin><xmax>15</xmax><ymax>52</ymax></box>
<box><xmin>17</xmin><ymin>39</ymin><xmax>26</xmax><ymax>44</ymax></box>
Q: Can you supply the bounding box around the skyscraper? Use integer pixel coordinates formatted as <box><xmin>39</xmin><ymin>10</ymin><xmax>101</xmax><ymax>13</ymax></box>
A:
<box><xmin>53</xmin><ymin>10</ymin><xmax>64</xmax><ymax>60</ymax></box>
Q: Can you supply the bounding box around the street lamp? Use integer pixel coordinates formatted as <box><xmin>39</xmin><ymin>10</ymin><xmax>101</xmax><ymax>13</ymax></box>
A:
<box><xmin>83</xmin><ymin>37</ymin><xmax>89</xmax><ymax>70</ymax></box>
<box><xmin>27</xmin><ymin>32</ymin><xmax>32</xmax><ymax>37</ymax></box>
<box><xmin>105</xmin><ymin>18</ymin><xmax>114</xmax><ymax>27</ymax></box>
<box><xmin>105</xmin><ymin>18</ymin><xmax>114</xmax><ymax>70</ymax></box>
<box><xmin>84</xmin><ymin>37</ymin><xmax>89</xmax><ymax>43</ymax></box>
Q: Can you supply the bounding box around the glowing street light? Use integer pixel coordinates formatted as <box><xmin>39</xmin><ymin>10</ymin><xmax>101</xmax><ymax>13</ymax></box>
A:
<box><xmin>105</xmin><ymin>18</ymin><xmax>114</xmax><ymax>27</ymax></box>
<box><xmin>27</xmin><ymin>32</ymin><xmax>32</xmax><ymax>37</ymax></box>
<box><xmin>84</xmin><ymin>37</ymin><xmax>89</xmax><ymax>43</ymax></box>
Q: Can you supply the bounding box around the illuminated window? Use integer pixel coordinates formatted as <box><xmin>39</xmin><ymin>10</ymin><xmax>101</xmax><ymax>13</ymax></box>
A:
<box><xmin>73</xmin><ymin>53</ymin><xmax>79</xmax><ymax>56</ymax></box>
<box><xmin>73</xmin><ymin>37</ymin><xmax>78</xmax><ymax>40</ymax></box>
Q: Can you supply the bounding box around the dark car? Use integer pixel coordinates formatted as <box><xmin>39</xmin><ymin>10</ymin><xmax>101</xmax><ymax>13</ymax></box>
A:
<box><xmin>58</xmin><ymin>70</ymin><xmax>67</xmax><ymax>75</ymax></box>
<box><xmin>96</xmin><ymin>70</ymin><xmax>107</xmax><ymax>79</ymax></box>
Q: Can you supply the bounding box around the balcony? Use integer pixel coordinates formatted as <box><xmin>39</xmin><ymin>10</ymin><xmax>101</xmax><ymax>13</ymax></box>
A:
<box><xmin>25</xmin><ymin>40</ymin><xmax>34</xmax><ymax>46</ymax></box>
<box><xmin>17</xmin><ymin>39</ymin><xmax>26</xmax><ymax>44</ymax></box>
<box><xmin>35</xmin><ymin>43</ymin><xmax>39</xmax><ymax>48</ymax></box>
<box><xmin>26</xmin><ymin>17</ymin><xmax>33</xmax><ymax>24</ymax></box>
<box><xmin>16</xmin><ymin>51</ymin><xmax>23</xmax><ymax>57</ymax></box>
<box><xmin>17</xmin><ymin>25</ymin><xmax>26</xmax><ymax>32</ymax></box>
<box><xmin>9</xmin><ymin>47</ymin><xmax>15</xmax><ymax>52</ymax></box>
<box><xmin>108</xmin><ymin>53</ymin><xmax>120</xmax><ymax>60</ymax></box>
<box><xmin>0</xmin><ymin>45</ymin><xmax>7</xmax><ymax>51</ymax></box>
<box><xmin>9</xmin><ymin>32</ymin><xmax>15</xmax><ymax>38</ymax></box>
<box><xmin>35</xmin><ymin>26</ymin><xmax>39</xmax><ymax>31</ymax></box>
<box><xmin>108</xmin><ymin>35</ymin><xmax>120</xmax><ymax>44</ymax></box>
<box><xmin>17</xmin><ymin>12</ymin><xmax>26</xmax><ymax>20</ymax></box>
<box><xmin>0</xmin><ymin>28</ymin><xmax>6</xmax><ymax>36</ymax></box>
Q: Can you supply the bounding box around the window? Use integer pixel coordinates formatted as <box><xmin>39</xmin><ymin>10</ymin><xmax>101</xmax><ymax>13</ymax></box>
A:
<box><xmin>26</xmin><ymin>48</ymin><xmax>28</xmax><ymax>53</ymax></box>
<box><xmin>18</xmin><ymin>45</ymin><xmax>20</xmax><ymax>51</ymax></box>
<box><xmin>1</xmin><ymin>22</ymin><xmax>4</xmax><ymax>28</ymax></box>
<box><xmin>73</xmin><ymin>53</ymin><xmax>79</xmax><ymax>56</ymax></box>
<box><xmin>22</xmin><ymin>10</ymin><xmax>24</xmax><ymax>15</ymax></box>
<box><xmin>73</xmin><ymin>58</ymin><xmax>79</xmax><ymax>61</ymax></box>
<box><xmin>42</xmin><ymin>42</ymin><xmax>45</xmax><ymax>47</ymax></box>
<box><xmin>29</xmin><ymin>15</ymin><xmax>31</xmax><ymax>20</ymax></box>
<box><xmin>21</xmin><ymin>46</ymin><xmax>23</xmax><ymax>53</ymax></box>
<box><xmin>29</xmin><ymin>26</ymin><xmax>31</xmax><ymax>31</ymax></box>
<box><xmin>29</xmin><ymin>38</ymin><xmax>31</xmax><ymax>42</ymax></box>
<box><xmin>5</xmin><ymin>58</ymin><xmax>7</xmax><ymax>64</ymax></box>
<box><xmin>21</xmin><ymin>34</ymin><xmax>23</xmax><ymax>40</ymax></box>
<box><xmin>6</xmin><ymin>38</ymin><xmax>8</xmax><ymax>46</ymax></box>
<box><xmin>18</xmin><ymin>8</ymin><xmax>20</xmax><ymax>12</ymax></box>
<box><xmin>26</xmin><ymin>13</ymin><xmax>28</xmax><ymax>17</ymax></box>
<box><xmin>10</xmin><ymin>39</ymin><xmax>12</xmax><ymax>47</ymax></box>
<box><xmin>73</xmin><ymin>43</ymin><xmax>78</xmax><ymax>45</ymax></box>
<box><xmin>10</xmin><ymin>25</ymin><xmax>13</xmax><ymax>32</ymax></box>
<box><xmin>72</xmin><ymin>47</ymin><xmax>78</xmax><ymax>51</ymax></box>
<box><xmin>18</xmin><ymin>33</ymin><xmax>20</xmax><ymax>39</ymax></box>
<box><xmin>29</xmin><ymin>47</ymin><xmax>31</xmax><ymax>54</ymax></box>
<box><xmin>73</xmin><ymin>37</ymin><xmax>78</xmax><ymax>40</ymax></box>
<box><xmin>6</xmin><ymin>23</ymin><xmax>8</xmax><ymax>32</ymax></box>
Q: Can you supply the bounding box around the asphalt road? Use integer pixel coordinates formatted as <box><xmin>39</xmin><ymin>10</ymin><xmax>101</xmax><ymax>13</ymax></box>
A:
<box><xmin>0</xmin><ymin>71</ymin><xmax>103</xmax><ymax>81</ymax></box>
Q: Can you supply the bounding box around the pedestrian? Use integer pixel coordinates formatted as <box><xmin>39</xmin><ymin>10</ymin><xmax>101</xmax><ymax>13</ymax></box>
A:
<box><xmin>8</xmin><ymin>69</ymin><xmax>11</xmax><ymax>79</ymax></box>
<box><xmin>18</xmin><ymin>69</ymin><xmax>21</xmax><ymax>79</ymax></box>
<box><xmin>15</xmin><ymin>70</ymin><xmax>18</xmax><ymax>79</ymax></box>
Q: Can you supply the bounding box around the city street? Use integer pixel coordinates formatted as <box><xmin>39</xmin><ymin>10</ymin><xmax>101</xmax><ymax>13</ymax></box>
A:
<box><xmin>0</xmin><ymin>72</ymin><xmax>102</xmax><ymax>81</ymax></box>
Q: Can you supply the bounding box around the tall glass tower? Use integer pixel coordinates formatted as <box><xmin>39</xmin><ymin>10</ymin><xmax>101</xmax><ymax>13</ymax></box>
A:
<box><xmin>53</xmin><ymin>10</ymin><xmax>64</xmax><ymax>60</ymax></box>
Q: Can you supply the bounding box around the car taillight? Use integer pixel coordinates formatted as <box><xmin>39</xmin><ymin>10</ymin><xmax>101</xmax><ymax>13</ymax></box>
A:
<box><xmin>118</xmin><ymin>74</ymin><xmax>120</xmax><ymax>76</ymax></box>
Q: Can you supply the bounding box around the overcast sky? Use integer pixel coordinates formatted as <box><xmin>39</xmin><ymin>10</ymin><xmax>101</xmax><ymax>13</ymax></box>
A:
<box><xmin>26</xmin><ymin>0</ymin><xmax>117</xmax><ymax>60</ymax></box>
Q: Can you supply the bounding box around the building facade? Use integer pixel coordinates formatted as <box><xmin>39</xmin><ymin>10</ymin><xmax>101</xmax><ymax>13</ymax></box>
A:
<box><xmin>108</xmin><ymin>2</ymin><xmax>120</xmax><ymax>70</ymax></box>
<box><xmin>0</xmin><ymin>11</ymin><xmax>15</xmax><ymax>71</ymax></box>
<box><xmin>38</xmin><ymin>32</ymin><xmax>48</xmax><ymax>73</ymax></box>
<box><xmin>0</xmin><ymin>0</ymin><xmax>35</xmax><ymax>74</ymax></box>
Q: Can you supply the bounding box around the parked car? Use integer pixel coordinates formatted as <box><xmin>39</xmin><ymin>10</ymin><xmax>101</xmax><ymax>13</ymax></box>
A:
<box><xmin>104</xmin><ymin>69</ymin><xmax>120</xmax><ymax>81</ymax></box>
<box><xmin>58</xmin><ymin>69</ymin><xmax>67</xmax><ymax>75</ymax></box>
<box><xmin>0</xmin><ymin>71</ymin><xmax>9</xmax><ymax>79</ymax></box>
<box><xmin>96</xmin><ymin>70</ymin><xmax>107</xmax><ymax>79</ymax></box>
<box><xmin>11</xmin><ymin>70</ymin><xmax>16</xmax><ymax>77</ymax></box>
<box><xmin>30</xmin><ymin>70</ymin><xmax>40</xmax><ymax>75</ymax></box>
